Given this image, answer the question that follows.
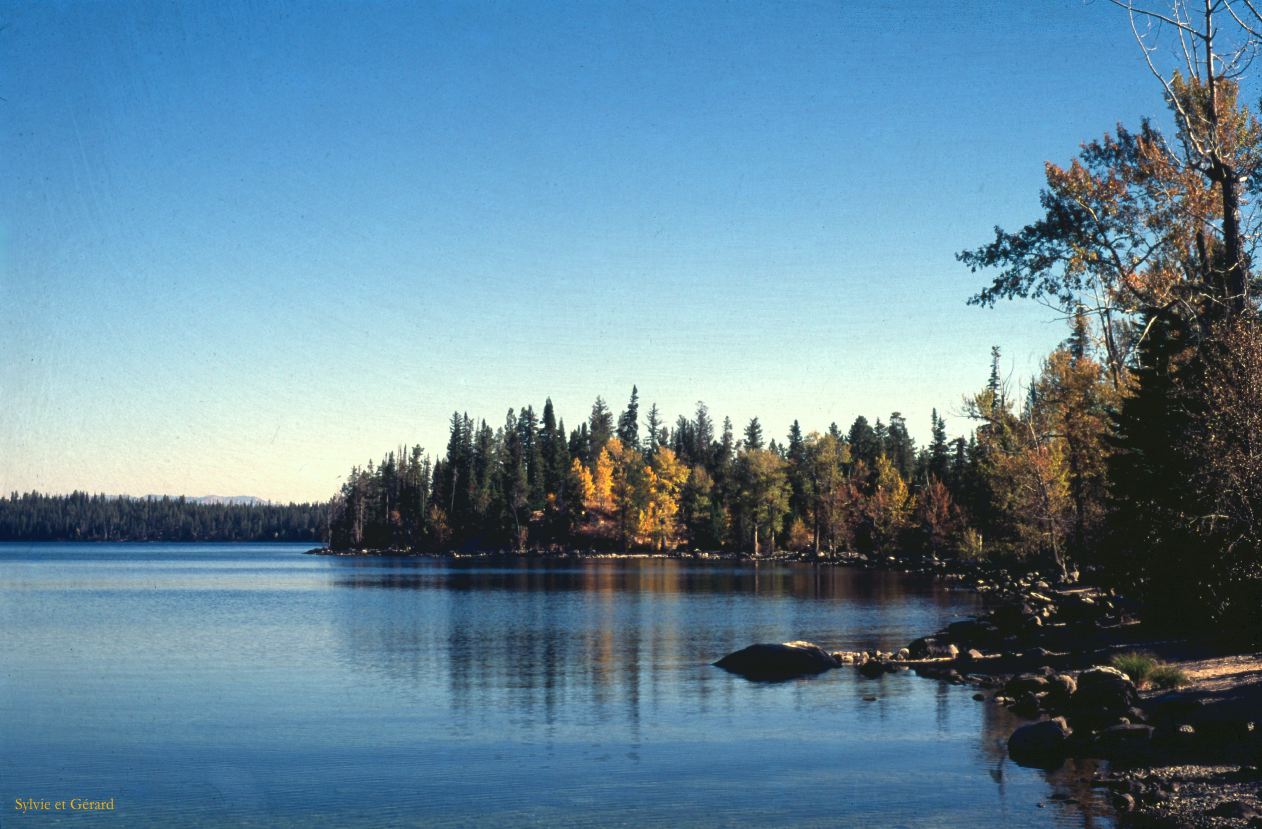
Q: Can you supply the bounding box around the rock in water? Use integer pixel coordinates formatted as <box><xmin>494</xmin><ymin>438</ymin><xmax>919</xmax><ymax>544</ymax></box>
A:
<box><xmin>714</xmin><ymin>641</ymin><xmax>840</xmax><ymax>680</ymax></box>
<box><xmin>1007</xmin><ymin>717</ymin><xmax>1072</xmax><ymax>768</ymax></box>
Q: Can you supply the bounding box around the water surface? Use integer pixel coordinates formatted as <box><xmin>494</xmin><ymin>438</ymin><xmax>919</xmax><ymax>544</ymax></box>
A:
<box><xmin>0</xmin><ymin>543</ymin><xmax>1114</xmax><ymax>827</ymax></box>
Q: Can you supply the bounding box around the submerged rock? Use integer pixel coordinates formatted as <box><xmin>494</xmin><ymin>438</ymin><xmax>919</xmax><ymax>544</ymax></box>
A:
<box><xmin>714</xmin><ymin>641</ymin><xmax>839</xmax><ymax>680</ymax></box>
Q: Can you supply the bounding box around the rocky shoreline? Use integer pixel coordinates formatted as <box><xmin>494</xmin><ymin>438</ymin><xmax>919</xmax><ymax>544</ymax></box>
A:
<box><xmin>716</xmin><ymin>567</ymin><xmax>1262</xmax><ymax>828</ymax></box>
<box><xmin>305</xmin><ymin>545</ymin><xmax>897</xmax><ymax>563</ymax></box>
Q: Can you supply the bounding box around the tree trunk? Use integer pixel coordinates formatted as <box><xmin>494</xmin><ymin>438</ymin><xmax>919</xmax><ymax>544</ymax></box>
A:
<box><xmin>1218</xmin><ymin>161</ymin><xmax>1249</xmax><ymax>313</ymax></box>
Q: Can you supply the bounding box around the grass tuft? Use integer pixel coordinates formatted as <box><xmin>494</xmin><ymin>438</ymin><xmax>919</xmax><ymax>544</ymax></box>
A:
<box><xmin>1147</xmin><ymin>664</ymin><xmax>1190</xmax><ymax>690</ymax></box>
<box><xmin>1111</xmin><ymin>651</ymin><xmax>1158</xmax><ymax>685</ymax></box>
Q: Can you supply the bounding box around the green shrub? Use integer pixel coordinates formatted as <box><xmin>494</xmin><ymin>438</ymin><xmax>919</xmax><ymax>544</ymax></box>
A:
<box><xmin>1147</xmin><ymin>664</ymin><xmax>1189</xmax><ymax>689</ymax></box>
<box><xmin>1110</xmin><ymin>651</ymin><xmax>1158</xmax><ymax>685</ymax></box>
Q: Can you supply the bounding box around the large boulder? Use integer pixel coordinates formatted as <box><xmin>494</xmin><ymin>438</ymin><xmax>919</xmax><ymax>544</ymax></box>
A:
<box><xmin>1008</xmin><ymin>717</ymin><xmax>1072</xmax><ymax>767</ymax></box>
<box><xmin>1069</xmin><ymin>666</ymin><xmax>1139</xmax><ymax>726</ymax></box>
<box><xmin>714</xmin><ymin>641</ymin><xmax>839</xmax><ymax>680</ymax></box>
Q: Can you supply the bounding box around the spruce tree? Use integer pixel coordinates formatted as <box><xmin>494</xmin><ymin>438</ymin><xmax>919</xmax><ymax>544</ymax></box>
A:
<box><xmin>1067</xmin><ymin>304</ymin><xmax>1091</xmax><ymax>362</ymax></box>
<box><xmin>1106</xmin><ymin>311</ymin><xmax>1201</xmax><ymax>628</ymax></box>
<box><xmin>847</xmin><ymin>416</ymin><xmax>880</xmax><ymax>471</ymax></box>
<box><xmin>743</xmin><ymin>417</ymin><xmax>764</xmax><ymax>450</ymax></box>
<box><xmin>692</xmin><ymin>402</ymin><xmax>715</xmax><ymax>461</ymax></box>
<box><xmin>616</xmin><ymin>386</ymin><xmax>640</xmax><ymax>449</ymax></box>
<box><xmin>885</xmin><ymin>412</ymin><xmax>915</xmax><ymax>480</ymax></box>
<box><xmin>588</xmin><ymin>397</ymin><xmax>614</xmax><ymax>459</ymax></box>
<box><xmin>929</xmin><ymin>409</ymin><xmax>950</xmax><ymax>482</ymax></box>
<box><xmin>645</xmin><ymin>403</ymin><xmax>663</xmax><ymax>455</ymax></box>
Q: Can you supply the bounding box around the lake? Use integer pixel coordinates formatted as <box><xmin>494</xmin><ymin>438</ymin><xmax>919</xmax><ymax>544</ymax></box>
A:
<box><xmin>0</xmin><ymin>543</ymin><xmax>1115</xmax><ymax>827</ymax></box>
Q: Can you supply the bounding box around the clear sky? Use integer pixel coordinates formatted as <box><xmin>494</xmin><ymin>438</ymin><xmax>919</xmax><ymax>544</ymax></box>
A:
<box><xmin>1</xmin><ymin>1</ymin><xmax>1171</xmax><ymax>503</ymax></box>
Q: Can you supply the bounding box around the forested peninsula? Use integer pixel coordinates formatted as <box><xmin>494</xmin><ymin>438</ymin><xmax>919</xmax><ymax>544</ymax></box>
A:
<box><xmin>328</xmin><ymin>68</ymin><xmax>1262</xmax><ymax>645</ymax></box>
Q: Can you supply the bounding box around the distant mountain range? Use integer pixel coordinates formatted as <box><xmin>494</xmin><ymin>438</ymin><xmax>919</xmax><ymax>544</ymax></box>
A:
<box><xmin>141</xmin><ymin>495</ymin><xmax>269</xmax><ymax>506</ymax></box>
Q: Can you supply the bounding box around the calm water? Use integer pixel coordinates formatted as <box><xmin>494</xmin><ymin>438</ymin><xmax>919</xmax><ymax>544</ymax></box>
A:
<box><xmin>0</xmin><ymin>543</ymin><xmax>1115</xmax><ymax>828</ymax></box>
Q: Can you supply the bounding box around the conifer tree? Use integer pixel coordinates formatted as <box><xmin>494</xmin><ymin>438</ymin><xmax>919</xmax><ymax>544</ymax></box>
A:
<box><xmin>616</xmin><ymin>386</ymin><xmax>640</xmax><ymax>449</ymax></box>
<box><xmin>785</xmin><ymin>421</ymin><xmax>812</xmax><ymax>535</ymax></box>
<box><xmin>588</xmin><ymin>397</ymin><xmax>614</xmax><ymax>460</ymax></box>
<box><xmin>743</xmin><ymin>417</ymin><xmax>764</xmax><ymax>450</ymax></box>
<box><xmin>692</xmin><ymin>402</ymin><xmax>715</xmax><ymax>461</ymax></box>
<box><xmin>886</xmin><ymin>412</ymin><xmax>915</xmax><ymax>481</ymax></box>
<box><xmin>645</xmin><ymin>403</ymin><xmax>663</xmax><ymax>455</ymax></box>
<box><xmin>847</xmin><ymin>416</ymin><xmax>880</xmax><ymax>471</ymax></box>
<box><xmin>929</xmin><ymin>409</ymin><xmax>951</xmax><ymax>483</ymax></box>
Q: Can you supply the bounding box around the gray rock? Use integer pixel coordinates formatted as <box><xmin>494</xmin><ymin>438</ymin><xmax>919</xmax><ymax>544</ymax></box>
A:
<box><xmin>1048</xmin><ymin>673</ymin><xmax>1077</xmax><ymax>700</ymax></box>
<box><xmin>1010</xmin><ymin>691</ymin><xmax>1046</xmax><ymax>719</ymax></box>
<box><xmin>946</xmin><ymin>619</ymin><xmax>1001</xmax><ymax>648</ymax></box>
<box><xmin>1070</xmin><ymin>666</ymin><xmax>1139</xmax><ymax>725</ymax></box>
<box><xmin>1005</xmin><ymin>673</ymin><xmax>1051</xmax><ymax>697</ymax></box>
<box><xmin>714</xmin><ymin>642</ymin><xmax>839</xmax><ymax>680</ymax></box>
<box><xmin>1091</xmin><ymin>724</ymin><xmax>1155</xmax><ymax>762</ymax></box>
<box><xmin>1008</xmin><ymin>717</ymin><xmax>1072</xmax><ymax>766</ymax></box>
<box><xmin>858</xmin><ymin>659</ymin><xmax>887</xmax><ymax>678</ymax></box>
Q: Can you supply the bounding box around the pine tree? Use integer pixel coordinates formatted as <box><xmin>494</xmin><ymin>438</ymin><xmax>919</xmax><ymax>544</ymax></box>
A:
<box><xmin>588</xmin><ymin>397</ymin><xmax>614</xmax><ymax>460</ymax></box>
<box><xmin>692</xmin><ymin>402</ymin><xmax>715</xmax><ymax>461</ymax></box>
<box><xmin>541</xmin><ymin>398</ymin><xmax>561</xmax><ymax>495</ymax></box>
<box><xmin>847</xmin><ymin>416</ymin><xmax>880</xmax><ymax>470</ymax></box>
<box><xmin>743</xmin><ymin>417</ymin><xmax>764</xmax><ymax>450</ymax></box>
<box><xmin>786</xmin><ymin>421</ymin><xmax>811</xmax><ymax>535</ymax></box>
<box><xmin>569</xmin><ymin>423</ymin><xmax>591</xmax><ymax>467</ymax></box>
<box><xmin>885</xmin><ymin>412</ymin><xmax>915</xmax><ymax>481</ymax></box>
<box><xmin>929</xmin><ymin>409</ymin><xmax>950</xmax><ymax>482</ymax></box>
<box><xmin>1067</xmin><ymin>304</ymin><xmax>1091</xmax><ymax>362</ymax></box>
<box><xmin>616</xmin><ymin>386</ymin><xmax>640</xmax><ymax>449</ymax></box>
<box><xmin>987</xmin><ymin>346</ymin><xmax>1004</xmax><ymax>413</ymax></box>
<box><xmin>645</xmin><ymin>403</ymin><xmax>663</xmax><ymax>455</ymax></box>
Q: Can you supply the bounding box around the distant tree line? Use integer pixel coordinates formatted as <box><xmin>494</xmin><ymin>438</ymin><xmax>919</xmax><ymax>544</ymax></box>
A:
<box><xmin>0</xmin><ymin>492</ymin><xmax>327</xmax><ymax>542</ymax></box>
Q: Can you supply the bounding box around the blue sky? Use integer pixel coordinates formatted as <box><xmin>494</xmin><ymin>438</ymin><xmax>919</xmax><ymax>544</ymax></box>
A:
<box><xmin>2</xmin><ymin>1</ymin><xmax>1171</xmax><ymax>502</ymax></box>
